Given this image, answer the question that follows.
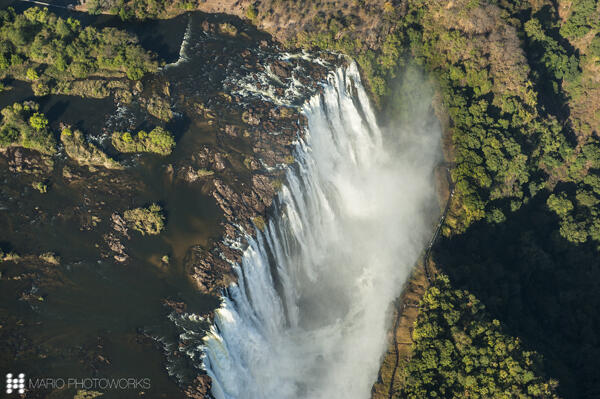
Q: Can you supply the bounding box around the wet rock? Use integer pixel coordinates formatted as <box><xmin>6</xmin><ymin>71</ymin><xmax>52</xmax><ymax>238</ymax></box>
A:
<box><xmin>201</xmin><ymin>20</ymin><xmax>215</xmax><ymax>34</ymax></box>
<box><xmin>223</xmin><ymin>124</ymin><xmax>239</xmax><ymax>137</ymax></box>
<box><xmin>61</xmin><ymin>128</ymin><xmax>122</xmax><ymax>170</ymax></box>
<box><xmin>188</xmin><ymin>246</ymin><xmax>236</xmax><ymax>293</ymax></box>
<box><xmin>270</xmin><ymin>60</ymin><xmax>292</xmax><ymax>79</ymax></box>
<box><xmin>79</xmin><ymin>336</ymin><xmax>111</xmax><ymax>373</ymax></box>
<box><xmin>102</xmin><ymin>212</ymin><xmax>132</xmax><ymax>263</ymax></box>
<box><xmin>252</xmin><ymin>174</ymin><xmax>276</xmax><ymax>208</ymax></box>
<box><xmin>163</xmin><ymin>299</ymin><xmax>187</xmax><ymax>314</ymax></box>
<box><xmin>242</xmin><ymin>110</ymin><xmax>260</xmax><ymax>125</ymax></box>
<box><xmin>165</xmin><ymin>164</ymin><xmax>175</xmax><ymax>184</ymax></box>
<box><xmin>244</xmin><ymin>156</ymin><xmax>261</xmax><ymax>171</ymax></box>
<box><xmin>111</xmin><ymin>213</ymin><xmax>130</xmax><ymax>239</ymax></box>
<box><xmin>103</xmin><ymin>233</ymin><xmax>128</xmax><ymax>263</ymax></box>
<box><xmin>179</xmin><ymin>28</ymin><xmax>344</xmax><ymax>297</ymax></box>
<box><xmin>5</xmin><ymin>147</ymin><xmax>53</xmax><ymax>175</ymax></box>
<box><xmin>184</xmin><ymin>374</ymin><xmax>212</xmax><ymax>399</ymax></box>
<box><xmin>177</xmin><ymin>165</ymin><xmax>215</xmax><ymax>183</ymax></box>
<box><xmin>213</xmin><ymin>179</ymin><xmax>238</xmax><ymax>218</ymax></box>
<box><xmin>213</xmin><ymin>153</ymin><xmax>227</xmax><ymax>171</ymax></box>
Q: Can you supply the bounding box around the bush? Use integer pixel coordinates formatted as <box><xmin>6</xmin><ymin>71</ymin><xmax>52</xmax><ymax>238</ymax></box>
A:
<box><xmin>112</xmin><ymin>126</ymin><xmax>175</xmax><ymax>155</ymax></box>
<box><xmin>32</xmin><ymin>181</ymin><xmax>47</xmax><ymax>193</ymax></box>
<box><xmin>0</xmin><ymin>6</ymin><xmax>158</xmax><ymax>89</ymax></box>
<box><xmin>124</xmin><ymin>204</ymin><xmax>165</xmax><ymax>235</ymax></box>
<box><xmin>245</xmin><ymin>4</ymin><xmax>258</xmax><ymax>20</ymax></box>
<box><xmin>0</xmin><ymin>102</ymin><xmax>55</xmax><ymax>154</ymax></box>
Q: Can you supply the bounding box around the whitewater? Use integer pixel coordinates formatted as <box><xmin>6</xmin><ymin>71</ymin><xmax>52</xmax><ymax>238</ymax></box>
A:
<box><xmin>202</xmin><ymin>63</ymin><xmax>440</xmax><ymax>399</ymax></box>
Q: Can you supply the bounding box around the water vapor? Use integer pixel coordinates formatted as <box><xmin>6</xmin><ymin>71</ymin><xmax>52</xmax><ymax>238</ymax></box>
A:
<box><xmin>202</xmin><ymin>62</ymin><xmax>441</xmax><ymax>399</ymax></box>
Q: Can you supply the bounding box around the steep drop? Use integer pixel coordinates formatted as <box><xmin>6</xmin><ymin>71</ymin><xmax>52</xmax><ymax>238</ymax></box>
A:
<box><xmin>202</xmin><ymin>63</ymin><xmax>440</xmax><ymax>399</ymax></box>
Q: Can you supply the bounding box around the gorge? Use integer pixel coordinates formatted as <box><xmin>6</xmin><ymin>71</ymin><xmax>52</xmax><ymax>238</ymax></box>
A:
<box><xmin>3</xmin><ymin>0</ymin><xmax>593</xmax><ymax>397</ymax></box>
<box><xmin>200</xmin><ymin>63</ymin><xmax>441</xmax><ymax>399</ymax></box>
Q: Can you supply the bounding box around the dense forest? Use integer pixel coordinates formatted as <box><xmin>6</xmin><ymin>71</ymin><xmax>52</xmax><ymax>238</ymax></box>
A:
<box><xmin>0</xmin><ymin>6</ymin><xmax>158</xmax><ymax>97</ymax></box>
<box><xmin>294</xmin><ymin>0</ymin><xmax>600</xmax><ymax>241</ymax></box>
<box><xmin>402</xmin><ymin>276</ymin><xmax>558</xmax><ymax>399</ymax></box>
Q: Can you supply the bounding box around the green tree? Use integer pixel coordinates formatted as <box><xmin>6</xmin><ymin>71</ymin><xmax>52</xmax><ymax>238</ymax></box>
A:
<box><xmin>26</xmin><ymin>67</ymin><xmax>39</xmax><ymax>81</ymax></box>
<box><xmin>29</xmin><ymin>112</ymin><xmax>48</xmax><ymax>131</ymax></box>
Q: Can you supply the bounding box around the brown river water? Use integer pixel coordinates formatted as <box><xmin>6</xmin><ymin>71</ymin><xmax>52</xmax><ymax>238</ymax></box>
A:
<box><xmin>0</xmin><ymin>3</ymin><xmax>249</xmax><ymax>397</ymax></box>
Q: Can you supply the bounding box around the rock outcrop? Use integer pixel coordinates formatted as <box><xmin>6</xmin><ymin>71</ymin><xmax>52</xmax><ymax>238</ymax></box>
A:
<box><xmin>174</xmin><ymin>15</ymin><xmax>340</xmax><ymax>295</ymax></box>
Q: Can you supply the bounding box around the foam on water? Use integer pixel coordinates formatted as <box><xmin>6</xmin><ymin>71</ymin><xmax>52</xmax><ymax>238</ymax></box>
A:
<box><xmin>202</xmin><ymin>62</ymin><xmax>440</xmax><ymax>399</ymax></box>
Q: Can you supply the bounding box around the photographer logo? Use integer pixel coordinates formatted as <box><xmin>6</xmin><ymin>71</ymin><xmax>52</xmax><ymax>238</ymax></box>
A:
<box><xmin>5</xmin><ymin>373</ymin><xmax>25</xmax><ymax>394</ymax></box>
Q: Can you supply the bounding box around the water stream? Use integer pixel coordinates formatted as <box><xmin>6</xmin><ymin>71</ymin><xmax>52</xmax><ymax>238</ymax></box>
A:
<box><xmin>202</xmin><ymin>63</ymin><xmax>441</xmax><ymax>399</ymax></box>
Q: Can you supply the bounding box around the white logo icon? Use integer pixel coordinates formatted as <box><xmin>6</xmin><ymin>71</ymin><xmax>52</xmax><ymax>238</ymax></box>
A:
<box><xmin>5</xmin><ymin>373</ymin><xmax>25</xmax><ymax>394</ymax></box>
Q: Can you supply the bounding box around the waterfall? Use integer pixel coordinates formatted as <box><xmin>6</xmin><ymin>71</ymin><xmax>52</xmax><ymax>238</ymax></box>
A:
<box><xmin>202</xmin><ymin>63</ymin><xmax>440</xmax><ymax>399</ymax></box>
<box><xmin>162</xmin><ymin>16</ymin><xmax>192</xmax><ymax>70</ymax></box>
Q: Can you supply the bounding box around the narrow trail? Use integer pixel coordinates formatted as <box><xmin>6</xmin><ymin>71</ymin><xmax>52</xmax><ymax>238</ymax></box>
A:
<box><xmin>385</xmin><ymin>164</ymin><xmax>455</xmax><ymax>399</ymax></box>
<box><xmin>423</xmin><ymin>165</ymin><xmax>455</xmax><ymax>283</ymax></box>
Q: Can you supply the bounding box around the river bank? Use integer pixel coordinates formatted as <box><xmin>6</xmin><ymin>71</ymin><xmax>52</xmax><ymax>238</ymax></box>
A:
<box><xmin>0</xmin><ymin>3</ymin><xmax>341</xmax><ymax>397</ymax></box>
<box><xmin>0</xmin><ymin>2</ymin><xmax>500</xmax><ymax>399</ymax></box>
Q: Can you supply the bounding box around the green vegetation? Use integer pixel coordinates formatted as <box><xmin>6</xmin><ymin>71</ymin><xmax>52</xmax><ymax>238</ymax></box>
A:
<box><xmin>61</xmin><ymin>127</ymin><xmax>122</xmax><ymax>170</ymax></box>
<box><xmin>195</xmin><ymin>168</ymin><xmax>215</xmax><ymax>178</ymax></box>
<box><xmin>289</xmin><ymin>0</ymin><xmax>600</xmax><ymax>245</ymax></box>
<box><xmin>111</xmin><ymin>127</ymin><xmax>175</xmax><ymax>156</ymax></box>
<box><xmin>315</xmin><ymin>1</ymin><xmax>600</xmax><ymax>397</ymax></box>
<box><xmin>402</xmin><ymin>275</ymin><xmax>558</xmax><ymax>398</ymax></box>
<box><xmin>0</xmin><ymin>1</ymin><xmax>598</xmax><ymax>397</ymax></box>
<box><xmin>0</xmin><ymin>102</ymin><xmax>55</xmax><ymax>154</ymax></box>
<box><xmin>545</xmin><ymin>181</ymin><xmax>600</xmax><ymax>244</ymax></box>
<box><xmin>245</xmin><ymin>4</ymin><xmax>258</xmax><ymax>21</ymax></box>
<box><xmin>559</xmin><ymin>0</ymin><xmax>600</xmax><ymax>39</ymax></box>
<box><xmin>31</xmin><ymin>181</ymin><xmax>47</xmax><ymax>193</ymax></box>
<box><xmin>0</xmin><ymin>251</ymin><xmax>20</xmax><ymax>262</ymax></box>
<box><xmin>252</xmin><ymin>215</ymin><xmax>266</xmax><ymax>231</ymax></box>
<box><xmin>73</xmin><ymin>390</ymin><xmax>103</xmax><ymax>399</ymax></box>
<box><xmin>435</xmin><ymin>193</ymin><xmax>600</xmax><ymax>398</ymax></box>
<box><xmin>39</xmin><ymin>252</ymin><xmax>60</xmax><ymax>265</ymax></box>
<box><xmin>144</xmin><ymin>96</ymin><xmax>173</xmax><ymax>122</ymax></box>
<box><xmin>86</xmin><ymin>0</ymin><xmax>197</xmax><ymax>20</ymax></box>
<box><xmin>123</xmin><ymin>204</ymin><xmax>165</xmax><ymax>235</ymax></box>
<box><xmin>0</xmin><ymin>6</ymin><xmax>158</xmax><ymax>96</ymax></box>
<box><xmin>219</xmin><ymin>23</ymin><xmax>238</xmax><ymax>37</ymax></box>
<box><xmin>293</xmin><ymin>16</ymin><xmax>403</xmax><ymax>101</ymax></box>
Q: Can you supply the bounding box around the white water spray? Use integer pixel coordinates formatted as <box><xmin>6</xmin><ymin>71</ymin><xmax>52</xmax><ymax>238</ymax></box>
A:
<box><xmin>202</xmin><ymin>63</ymin><xmax>440</xmax><ymax>399</ymax></box>
<box><xmin>162</xmin><ymin>17</ymin><xmax>192</xmax><ymax>70</ymax></box>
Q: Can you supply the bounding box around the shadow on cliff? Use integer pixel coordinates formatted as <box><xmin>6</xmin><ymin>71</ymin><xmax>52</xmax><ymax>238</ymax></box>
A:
<box><xmin>433</xmin><ymin>193</ymin><xmax>600</xmax><ymax>399</ymax></box>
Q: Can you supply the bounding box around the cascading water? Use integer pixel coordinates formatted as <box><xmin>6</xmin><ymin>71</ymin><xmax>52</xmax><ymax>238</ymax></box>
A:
<box><xmin>202</xmin><ymin>63</ymin><xmax>440</xmax><ymax>399</ymax></box>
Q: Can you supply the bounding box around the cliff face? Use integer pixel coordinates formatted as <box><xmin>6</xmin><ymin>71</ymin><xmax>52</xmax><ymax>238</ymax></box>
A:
<box><xmin>166</xmin><ymin>14</ymin><xmax>337</xmax><ymax>294</ymax></box>
<box><xmin>0</xmin><ymin>8</ymin><xmax>341</xmax><ymax>397</ymax></box>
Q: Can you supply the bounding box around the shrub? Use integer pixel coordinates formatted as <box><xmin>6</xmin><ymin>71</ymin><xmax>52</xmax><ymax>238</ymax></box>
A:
<box><xmin>245</xmin><ymin>4</ymin><xmax>258</xmax><ymax>20</ymax></box>
<box><xmin>111</xmin><ymin>127</ymin><xmax>175</xmax><ymax>155</ymax></box>
<box><xmin>0</xmin><ymin>102</ymin><xmax>55</xmax><ymax>154</ymax></box>
<box><xmin>124</xmin><ymin>204</ymin><xmax>165</xmax><ymax>235</ymax></box>
<box><xmin>32</xmin><ymin>181</ymin><xmax>47</xmax><ymax>193</ymax></box>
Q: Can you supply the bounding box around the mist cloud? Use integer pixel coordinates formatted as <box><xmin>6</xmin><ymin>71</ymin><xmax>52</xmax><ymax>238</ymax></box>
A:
<box><xmin>202</xmin><ymin>62</ymin><xmax>441</xmax><ymax>399</ymax></box>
